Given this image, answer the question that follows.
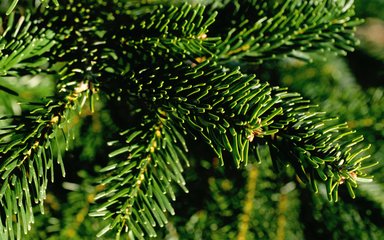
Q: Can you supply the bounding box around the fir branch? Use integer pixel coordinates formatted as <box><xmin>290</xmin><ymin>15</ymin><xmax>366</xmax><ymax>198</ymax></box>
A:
<box><xmin>114</xmin><ymin>59</ymin><xmax>372</xmax><ymax>202</ymax></box>
<box><xmin>103</xmin><ymin>3</ymin><xmax>218</xmax><ymax>67</ymax></box>
<box><xmin>92</xmin><ymin>121</ymin><xmax>188</xmax><ymax>239</ymax></box>
<box><xmin>209</xmin><ymin>0</ymin><xmax>362</xmax><ymax>63</ymax></box>
<box><xmin>31</xmin><ymin>2</ymin><xmax>217</xmax><ymax>91</ymax></box>
<box><xmin>269</xmin><ymin>87</ymin><xmax>374</xmax><ymax>201</ymax></box>
<box><xmin>0</xmin><ymin>82</ymin><xmax>89</xmax><ymax>239</ymax></box>
<box><xmin>0</xmin><ymin>11</ymin><xmax>56</xmax><ymax>76</ymax></box>
<box><xmin>0</xmin><ymin>1</ymin><xmax>378</xmax><ymax>239</ymax></box>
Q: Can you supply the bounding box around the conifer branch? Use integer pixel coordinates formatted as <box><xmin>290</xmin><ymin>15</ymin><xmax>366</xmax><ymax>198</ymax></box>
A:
<box><xmin>115</xmin><ymin>59</ymin><xmax>372</xmax><ymax>204</ymax></box>
<box><xmin>0</xmin><ymin>11</ymin><xmax>55</xmax><ymax>77</ymax></box>
<box><xmin>209</xmin><ymin>0</ymin><xmax>362</xmax><ymax>63</ymax></box>
<box><xmin>0</xmin><ymin>1</ymin><xmax>378</xmax><ymax>239</ymax></box>
<box><xmin>0</xmin><ymin>82</ymin><xmax>90</xmax><ymax>239</ymax></box>
<box><xmin>92</xmin><ymin>120</ymin><xmax>188</xmax><ymax>239</ymax></box>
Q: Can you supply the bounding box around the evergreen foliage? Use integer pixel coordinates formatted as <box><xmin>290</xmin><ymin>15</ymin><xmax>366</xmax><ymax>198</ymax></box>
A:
<box><xmin>0</xmin><ymin>0</ymin><xmax>381</xmax><ymax>239</ymax></box>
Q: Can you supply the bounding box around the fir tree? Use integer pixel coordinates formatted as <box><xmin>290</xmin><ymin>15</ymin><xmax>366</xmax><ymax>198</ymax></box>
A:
<box><xmin>0</xmin><ymin>0</ymin><xmax>382</xmax><ymax>239</ymax></box>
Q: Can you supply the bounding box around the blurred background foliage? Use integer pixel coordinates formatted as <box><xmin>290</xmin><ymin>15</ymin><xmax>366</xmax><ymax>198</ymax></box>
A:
<box><xmin>0</xmin><ymin>0</ymin><xmax>383</xmax><ymax>239</ymax></box>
